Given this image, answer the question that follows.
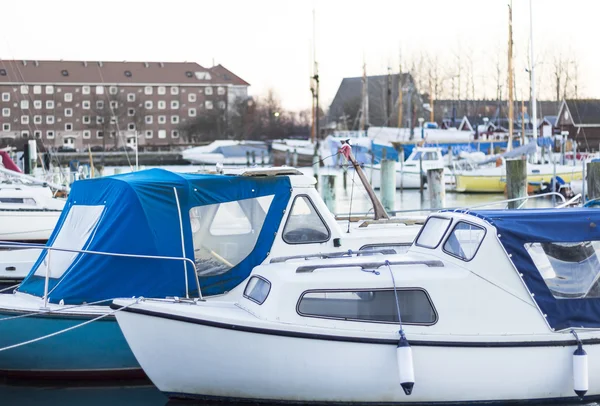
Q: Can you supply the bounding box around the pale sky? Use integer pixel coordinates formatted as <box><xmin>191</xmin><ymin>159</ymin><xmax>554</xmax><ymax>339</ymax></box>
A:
<box><xmin>2</xmin><ymin>0</ymin><xmax>599</xmax><ymax>111</ymax></box>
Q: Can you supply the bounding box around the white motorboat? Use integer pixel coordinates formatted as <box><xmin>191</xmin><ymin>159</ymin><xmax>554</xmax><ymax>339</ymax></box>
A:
<box><xmin>0</xmin><ymin>246</ymin><xmax>42</xmax><ymax>289</ymax></box>
<box><xmin>114</xmin><ymin>207</ymin><xmax>600</xmax><ymax>403</ymax></box>
<box><xmin>181</xmin><ymin>140</ymin><xmax>268</xmax><ymax>165</ymax></box>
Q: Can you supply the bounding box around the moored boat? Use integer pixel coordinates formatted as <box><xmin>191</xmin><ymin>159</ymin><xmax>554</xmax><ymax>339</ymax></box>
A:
<box><xmin>115</xmin><ymin>207</ymin><xmax>600</xmax><ymax>403</ymax></box>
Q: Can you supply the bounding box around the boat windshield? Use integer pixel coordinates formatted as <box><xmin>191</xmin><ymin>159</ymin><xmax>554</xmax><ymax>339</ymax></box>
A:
<box><xmin>525</xmin><ymin>241</ymin><xmax>600</xmax><ymax>299</ymax></box>
<box><xmin>415</xmin><ymin>216</ymin><xmax>452</xmax><ymax>249</ymax></box>
<box><xmin>411</xmin><ymin>151</ymin><xmax>439</xmax><ymax>162</ymax></box>
<box><xmin>189</xmin><ymin>195</ymin><xmax>274</xmax><ymax>276</ymax></box>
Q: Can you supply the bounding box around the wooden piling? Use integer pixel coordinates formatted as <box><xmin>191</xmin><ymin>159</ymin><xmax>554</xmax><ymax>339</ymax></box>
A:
<box><xmin>426</xmin><ymin>168</ymin><xmax>445</xmax><ymax>209</ymax></box>
<box><xmin>419</xmin><ymin>156</ymin><xmax>424</xmax><ymax>195</ymax></box>
<box><xmin>586</xmin><ymin>161</ymin><xmax>600</xmax><ymax>201</ymax></box>
<box><xmin>285</xmin><ymin>150</ymin><xmax>290</xmax><ymax>166</ymax></box>
<box><xmin>380</xmin><ymin>159</ymin><xmax>396</xmax><ymax>212</ymax></box>
<box><xmin>320</xmin><ymin>174</ymin><xmax>336</xmax><ymax>214</ymax></box>
<box><xmin>292</xmin><ymin>149</ymin><xmax>298</xmax><ymax>167</ymax></box>
<box><xmin>246</xmin><ymin>151</ymin><xmax>251</xmax><ymax>167</ymax></box>
<box><xmin>506</xmin><ymin>158</ymin><xmax>527</xmax><ymax>209</ymax></box>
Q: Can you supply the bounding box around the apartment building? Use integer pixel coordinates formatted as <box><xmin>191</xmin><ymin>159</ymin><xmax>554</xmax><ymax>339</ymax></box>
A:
<box><xmin>0</xmin><ymin>60</ymin><xmax>249</xmax><ymax>150</ymax></box>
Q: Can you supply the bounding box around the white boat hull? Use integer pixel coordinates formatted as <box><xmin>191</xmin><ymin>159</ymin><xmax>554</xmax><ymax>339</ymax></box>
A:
<box><xmin>0</xmin><ymin>210</ymin><xmax>61</xmax><ymax>241</ymax></box>
<box><xmin>116</xmin><ymin>308</ymin><xmax>600</xmax><ymax>403</ymax></box>
<box><xmin>0</xmin><ymin>248</ymin><xmax>41</xmax><ymax>287</ymax></box>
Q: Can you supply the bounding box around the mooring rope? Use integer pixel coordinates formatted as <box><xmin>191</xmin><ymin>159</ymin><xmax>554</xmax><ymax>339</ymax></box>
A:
<box><xmin>0</xmin><ymin>299</ymin><xmax>139</xmax><ymax>353</ymax></box>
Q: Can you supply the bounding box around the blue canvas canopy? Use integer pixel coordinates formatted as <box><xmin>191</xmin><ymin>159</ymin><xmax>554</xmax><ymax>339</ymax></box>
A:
<box><xmin>18</xmin><ymin>168</ymin><xmax>291</xmax><ymax>304</ymax></box>
<box><xmin>460</xmin><ymin>208</ymin><xmax>600</xmax><ymax>331</ymax></box>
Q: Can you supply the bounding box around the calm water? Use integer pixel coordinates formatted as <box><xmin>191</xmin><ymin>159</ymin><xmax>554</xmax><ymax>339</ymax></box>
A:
<box><xmin>1</xmin><ymin>164</ymin><xmax>563</xmax><ymax>405</ymax></box>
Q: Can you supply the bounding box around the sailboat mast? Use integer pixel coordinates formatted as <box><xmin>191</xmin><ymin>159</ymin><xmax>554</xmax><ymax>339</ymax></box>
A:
<box><xmin>529</xmin><ymin>0</ymin><xmax>538</xmax><ymax>148</ymax></box>
<box><xmin>360</xmin><ymin>60</ymin><xmax>369</xmax><ymax>131</ymax></box>
<box><xmin>397</xmin><ymin>54</ymin><xmax>403</xmax><ymax>129</ymax></box>
<box><xmin>507</xmin><ymin>0</ymin><xmax>514</xmax><ymax>151</ymax></box>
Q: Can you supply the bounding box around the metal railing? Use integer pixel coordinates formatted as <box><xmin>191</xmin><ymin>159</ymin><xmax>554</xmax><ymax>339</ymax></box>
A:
<box><xmin>270</xmin><ymin>248</ymin><xmax>398</xmax><ymax>264</ymax></box>
<box><xmin>0</xmin><ymin>242</ymin><xmax>203</xmax><ymax>306</ymax></box>
<box><xmin>296</xmin><ymin>259</ymin><xmax>444</xmax><ymax>273</ymax></box>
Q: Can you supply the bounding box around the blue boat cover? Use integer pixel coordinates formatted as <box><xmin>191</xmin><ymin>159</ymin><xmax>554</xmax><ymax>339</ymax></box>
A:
<box><xmin>459</xmin><ymin>208</ymin><xmax>600</xmax><ymax>331</ymax></box>
<box><xmin>18</xmin><ymin>168</ymin><xmax>291</xmax><ymax>304</ymax></box>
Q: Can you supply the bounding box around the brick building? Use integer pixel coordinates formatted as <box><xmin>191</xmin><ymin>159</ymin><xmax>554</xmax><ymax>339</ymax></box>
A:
<box><xmin>0</xmin><ymin>60</ymin><xmax>249</xmax><ymax>151</ymax></box>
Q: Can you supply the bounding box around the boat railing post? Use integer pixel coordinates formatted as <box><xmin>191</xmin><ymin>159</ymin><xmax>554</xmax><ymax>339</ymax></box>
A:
<box><xmin>42</xmin><ymin>248</ymin><xmax>51</xmax><ymax>310</ymax></box>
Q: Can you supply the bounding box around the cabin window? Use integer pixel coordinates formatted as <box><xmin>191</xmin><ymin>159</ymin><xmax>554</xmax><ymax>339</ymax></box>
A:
<box><xmin>189</xmin><ymin>195</ymin><xmax>275</xmax><ymax>277</ymax></box>
<box><xmin>525</xmin><ymin>242</ymin><xmax>600</xmax><ymax>299</ymax></box>
<box><xmin>360</xmin><ymin>243</ymin><xmax>411</xmax><ymax>255</ymax></box>
<box><xmin>243</xmin><ymin>276</ymin><xmax>271</xmax><ymax>305</ymax></box>
<box><xmin>415</xmin><ymin>216</ymin><xmax>451</xmax><ymax>249</ymax></box>
<box><xmin>443</xmin><ymin>222</ymin><xmax>485</xmax><ymax>261</ymax></box>
<box><xmin>283</xmin><ymin>195</ymin><xmax>330</xmax><ymax>244</ymax></box>
<box><xmin>298</xmin><ymin>289</ymin><xmax>436</xmax><ymax>325</ymax></box>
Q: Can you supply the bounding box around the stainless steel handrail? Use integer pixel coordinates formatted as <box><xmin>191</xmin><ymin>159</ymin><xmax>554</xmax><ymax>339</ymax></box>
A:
<box><xmin>296</xmin><ymin>259</ymin><xmax>444</xmax><ymax>273</ymax></box>
<box><xmin>0</xmin><ymin>242</ymin><xmax>203</xmax><ymax>301</ymax></box>
<box><xmin>270</xmin><ymin>248</ymin><xmax>398</xmax><ymax>264</ymax></box>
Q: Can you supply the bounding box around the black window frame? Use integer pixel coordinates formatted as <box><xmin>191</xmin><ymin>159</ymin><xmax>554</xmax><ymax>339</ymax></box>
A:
<box><xmin>296</xmin><ymin>287</ymin><xmax>438</xmax><ymax>326</ymax></box>
<box><xmin>282</xmin><ymin>194</ymin><xmax>331</xmax><ymax>245</ymax></box>
<box><xmin>243</xmin><ymin>275</ymin><xmax>271</xmax><ymax>305</ymax></box>
<box><xmin>414</xmin><ymin>215</ymin><xmax>453</xmax><ymax>249</ymax></box>
<box><xmin>442</xmin><ymin>220</ymin><xmax>487</xmax><ymax>262</ymax></box>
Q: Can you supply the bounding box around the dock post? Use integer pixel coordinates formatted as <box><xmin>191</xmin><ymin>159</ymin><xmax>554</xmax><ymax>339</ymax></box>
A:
<box><xmin>320</xmin><ymin>174</ymin><xmax>336</xmax><ymax>214</ymax></box>
<box><xmin>586</xmin><ymin>161</ymin><xmax>600</xmax><ymax>201</ymax></box>
<box><xmin>261</xmin><ymin>150</ymin><xmax>265</xmax><ymax>167</ymax></box>
<box><xmin>246</xmin><ymin>151</ymin><xmax>250</xmax><ymax>167</ymax></box>
<box><xmin>506</xmin><ymin>158</ymin><xmax>527</xmax><ymax>209</ymax></box>
<box><xmin>285</xmin><ymin>150</ymin><xmax>290</xmax><ymax>166</ymax></box>
<box><xmin>251</xmin><ymin>151</ymin><xmax>256</xmax><ymax>165</ymax></box>
<box><xmin>380</xmin><ymin>159</ymin><xmax>396</xmax><ymax>213</ymax></box>
<box><xmin>312</xmin><ymin>149</ymin><xmax>320</xmax><ymax>186</ymax></box>
<box><xmin>342</xmin><ymin>160</ymin><xmax>348</xmax><ymax>191</ymax></box>
<box><xmin>582</xmin><ymin>159</ymin><xmax>587</xmax><ymax>202</ymax></box>
<box><xmin>427</xmin><ymin>168</ymin><xmax>445</xmax><ymax>209</ymax></box>
<box><xmin>292</xmin><ymin>148</ymin><xmax>298</xmax><ymax>167</ymax></box>
<box><xmin>419</xmin><ymin>155</ymin><xmax>424</xmax><ymax>195</ymax></box>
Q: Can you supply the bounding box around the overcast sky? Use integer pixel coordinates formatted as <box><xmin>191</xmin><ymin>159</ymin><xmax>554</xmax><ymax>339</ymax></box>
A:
<box><xmin>2</xmin><ymin>0</ymin><xmax>598</xmax><ymax>110</ymax></box>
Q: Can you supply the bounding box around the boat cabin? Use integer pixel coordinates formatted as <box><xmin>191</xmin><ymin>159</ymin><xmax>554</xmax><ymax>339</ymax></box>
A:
<box><xmin>403</xmin><ymin>147</ymin><xmax>444</xmax><ymax>169</ymax></box>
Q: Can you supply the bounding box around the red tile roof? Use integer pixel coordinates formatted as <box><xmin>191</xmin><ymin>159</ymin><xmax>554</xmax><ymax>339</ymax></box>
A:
<box><xmin>0</xmin><ymin>60</ymin><xmax>249</xmax><ymax>86</ymax></box>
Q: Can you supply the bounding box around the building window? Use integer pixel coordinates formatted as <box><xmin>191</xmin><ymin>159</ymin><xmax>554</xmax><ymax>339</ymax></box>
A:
<box><xmin>188</xmin><ymin>108</ymin><xmax>196</xmax><ymax>117</ymax></box>
<box><xmin>83</xmin><ymin>115</ymin><xmax>90</xmax><ymax>124</ymax></box>
<box><xmin>82</xmin><ymin>100</ymin><xmax>90</xmax><ymax>109</ymax></box>
<box><xmin>64</xmin><ymin>93</ymin><xmax>72</xmax><ymax>102</ymax></box>
<box><xmin>46</xmin><ymin>115</ymin><xmax>54</xmax><ymax>124</ymax></box>
<box><xmin>145</xmin><ymin>115</ymin><xmax>153</xmax><ymax>124</ymax></box>
<box><xmin>83</xmin><ymin>130</ymin><xmax>91</xmax><ymax>139</ymax></box>
<box><xmin>171</xmin><ymin>129</ymin><xmax>179</xmax><ymax>138</ymax></box>
<box><xmin>65</xmin><ymin>123</ymin><xmax>73</xmax><ymax>131</ymax></box>
<box><xmin>109</xmin><ymin>86</ymin><xmax>118</xmax><ymax>95</ymax></box>
<box><xmin>96</xmin><ymin>116</ymin><xmax>104</xmax><ymax>124</ymax></box>
<box><xmin>34</xmin><ymin>115</ymin><xmax>42</xmax><ymax>124</ymax></box>
<box><xmin>33</xmin><ymin>85</ymin><xmax>42</xmax><ymax>94</ymax></box>
<box><xmin>110</xmin><ymin>116</ymin><xmax>117</xmax><ymax>124</ymax></box>
<box><xmin>95</xmin><ymin>86</ymin><xmax>104</xmax><ymax>95</ymax></box>
<box><xmin>128</xmin><ymin>108</ymin><xmax>135</xmax><ymax>117</ymax></box>
<box><xmin>158</xmin><ymin>86</ymin><xmax>166</xmax><ymax>95</ymax></box>
<box><xmin>21</xmin><ymin>130</ymin><xmax>29</xmax><ymax>138</ymax></box>
<box><xmin>96</xmin><ymin>100</ymin><xmax>104</xmax><ymax>109</ymax></box>
<box><xmin>65</xmin><ymin>108</ymin><xmax>73</xmax><ymax>117</ymax></box>
<box><xmin>21</xmin><ymin>116</ymin><xmax>29</xmax><ymax>124</ymax></box>
<box><xmin>217</xmin><ymin>86</ymin><xmax>225</xmax><ymax>95</ymax></box>
<box><xmin>96</xmin><ymin>130</ymin><xmax>104</xmax><ymax>139</ymax></box>
<box><xmin>126</xmin><ymin>123</ymin><xmax>134</xmax><ymax>131</ymax></box>
<box><xmin>170</xmin><ymin>86</ymin><xmax>179</xmax><ymax>95</ymax></box>
<box><xmin>2</xmin><ymin>108</ymin><xmax>9</xmax><ymax>117</ymax></box>
<box><xmin>2</xmin><ymin>123</ymin><xmax>10</xmax><ymax>131</ymax></box>
<box><xmin>33</xmin><ymin>100</ymin><xmax>41</xmax><ymax>109</ymax></box>
<box><xmin>298</xmin><ymin>289</ymin><xmax>437</xmax><ymax>325</ymax></box>
<box><xmin>110</xmin><ymin>101</ymin><xmax>118</xmax><ymax>109</ymax></box>
<box><xmin>20</xmin><ymin>100</ymin><xmax>29</xmax><ymax>109</ymax></box>
<box><xmin>144</xmin><ymin>100</ymin><xmax>153</xmax><ymax>109</ymax></box>
<box><xmin>34</xmin><ymin>130</ymin><xmax>42</xmax><ymax>139</ymax></box>
<box><xmin>205</xmin><ymin>86</ymin><xmax>213</xmax><ymax>95</ymax></box>
<box><xmin>1</xmin><ymin>93</ymin><xmax>9</xmax><ymax>102</ymax></box>
<box><xmin>127</xmin><ymin>93</ymin><xmax>135</xmax><ymax>102</ymax></box>
<box><xmin>218</xmin><ymin>101</ymin><xmax>226</xmax><ymax>110</ymax></box>
<box><xmin>110</xmin><ymin>131</ymin><xmax>117</xmax><ymax>138</ymax></box>
<box><xmin>47</xmin><ymin>130</ymin><xmax>55</xmax><ymax>139</ymax></box>
<box><xmin>46</xmin><ymin>100</ymin><xmax>55</xmax><ymax>109</ymax></box>
<box><xmin>145</xmin><ymin>130</ymin><xmax>153</xmax><ymax>139</ymax></box>
<box><xmin>20</xmin><ymin>85</ymin><xmax>29</xmax><ymax>94</ymax></box>
<box><xmin>158</xmin><ymin>129</ymin><xmax>166</xmax><ymax>139</ymax></box>
<box><xmin>205</xmin><ymin>101</ymin><xmax>213</xmax><ymax>110</ymax></box>
<box><xmin>188</xmin><ymin>93</ymin><xmax>196</xmax><ymax>102</ymax></box>
<box><xmin>45</xmin><ymin>85</ymin><xmax>54</xmax><ymax>94</ymax></box>
<box><xmin>158</xmin><ymin>100</ymin><xmax>166</xmax><ymax>110</ymax></box>
<box><xmin>170</xmin><ymin>100</ymin><xmax>179</xmax><ymax>109</ymax></box>
<box><xmin>82</xmin><ymin>86</ymin><xmax>90</xmax><ymax>95</ymax></box>
<box><xmin>144</xmin><ymin>86</ymin><xmax>153</xmax><ymax>95</ymax></box>
<box><xmin>158</xmin><ymin>115</ymin><xmax>166</xmax><ymax>124</ymax></box>
<box><xmin>171</xmin><ymin>115</ymin><xmax>179</xmax><ymax>124</ymax></box>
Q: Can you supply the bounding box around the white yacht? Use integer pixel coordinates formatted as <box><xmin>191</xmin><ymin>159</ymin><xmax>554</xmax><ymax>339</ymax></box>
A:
<box><xmin>181</xmin><ymin>140</ymin><xmax>268</xmax><ymax>165</ymax></box>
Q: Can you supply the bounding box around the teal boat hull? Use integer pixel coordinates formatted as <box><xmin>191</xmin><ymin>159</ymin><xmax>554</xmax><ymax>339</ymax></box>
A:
<box><xmin>0</xmin><ymin>308</ymin><xmax>141</xmax><ymax>378</ymax></box>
